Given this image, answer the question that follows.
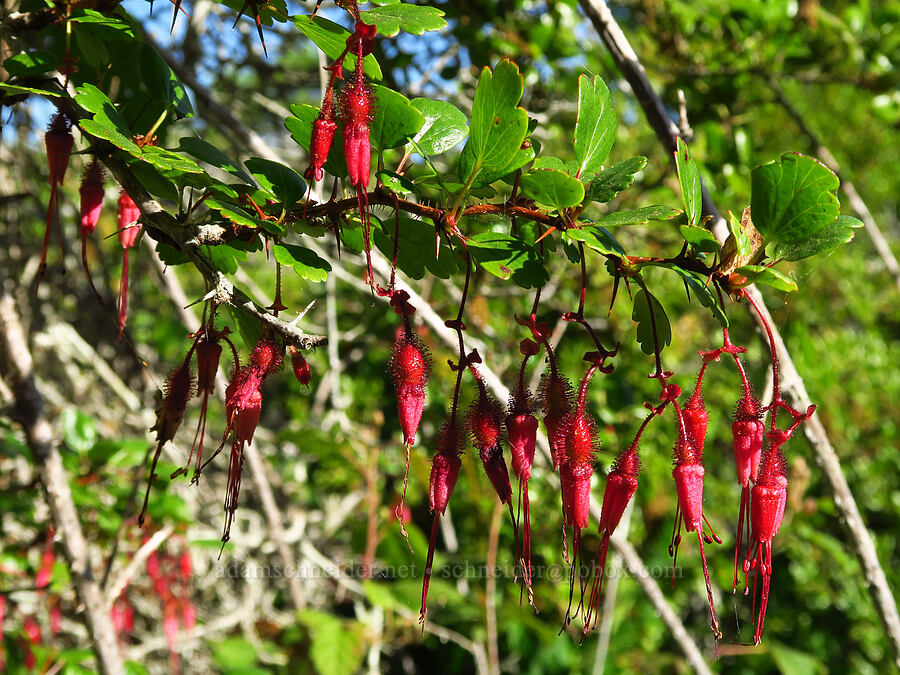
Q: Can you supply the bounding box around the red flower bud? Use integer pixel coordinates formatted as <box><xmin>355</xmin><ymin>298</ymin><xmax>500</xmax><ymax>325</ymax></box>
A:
<box><xmin>290</xmin><ymin>346</ymin><xmax>311</xmax><ymax>387</ymax></box>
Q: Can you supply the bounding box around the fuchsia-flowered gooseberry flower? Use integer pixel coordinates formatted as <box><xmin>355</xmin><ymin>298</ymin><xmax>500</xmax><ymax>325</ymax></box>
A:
<box><xmin>36</xmin><ymin>112</ymin><xmax>75</xmax><ymax>289</ymax></box>
<box><xmin>117</xmin><ymin>192</ymin><xmax>141</xmax><ymax>339</ymax></box>
<box><xmin>538</xmin><ymin>366</ymin><xmax>575</xmax><ymax>473</ymax></box>
<box><xmin>559</xmin><ymin>361</ymin><xmax>602</xmax><ymax>629</ymax></box>
<box><xmin>140</xmin><ymin>357</ymin><xmax>196</xmax><ymax>526</ymax></box>
<box><xmin>583</xmin><ymin>441</ymin><xmax>641</xmax><ymax>636</ymax></box>
<box><xmin>79</xmin><ymin>159</ymin><xmax>106</xmax><ymax>303</ymax></box>
<box><xmin>388</xmin><ymin>311</ymin><xmax>432</xmax><ymax>550</ymax></box>
<box><xmin>305</xmin><ymin>87</ymin><xmax>338</xmax><ymax>184</ymax></box>
<box><xmin>339</xmin><ymin>23</ymin><xmax>377</xmax><ymax>286</ymax></box>
<box><xmin>290</xmin><ymin>345</ymin><xmax>311</xmax><ymax>387</ymax></box>
<box><xmin>744</xmin><ymin>440</ymin><xmax>788</xmax><ymax>645</ymax></box>
<box><xmin>670</xmin><ymin>397</ymin><xmax>723</xmax><ymax>642</ymax></box>
<box><xmin>732</xmin><ymin>389</ymin><xmax>765</xmax><ymax>591</ymax></box>
<box><xmin>22</xmin><ymin>614</ymin><xmax>41</xmax><ymax>670</ymax></box>
<box><xmin>506</xmin><ymin>338</ymin><xmax>541</xmax><ymax>605</ymax></box>
<box><xmin>420</xmin><ymin>417</ymin><xmax>463</xmax><ymax>626</ymax></box>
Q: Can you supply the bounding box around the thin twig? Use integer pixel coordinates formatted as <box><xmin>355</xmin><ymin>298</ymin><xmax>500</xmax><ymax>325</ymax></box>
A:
<box><xmin>578</xmin><ymin>0</ymin><xmax>900</xmax><ymax>666</ymax></box>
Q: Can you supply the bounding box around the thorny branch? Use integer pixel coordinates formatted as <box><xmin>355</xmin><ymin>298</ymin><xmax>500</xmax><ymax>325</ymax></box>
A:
<box><xmin>578</xmin><ymin>0</ymin><xmax>900</xmax><ymax>667</ymax></box>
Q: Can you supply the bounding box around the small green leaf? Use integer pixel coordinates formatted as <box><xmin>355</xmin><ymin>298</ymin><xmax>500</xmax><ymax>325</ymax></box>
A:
<box><xmin>775</xmin><ymin>214</ymin><xmax>863</xmax><ymax>261</ymax></box>
<box><xmin>273</xmin><ymin>244</ymin><xmax>331</xmax><ymax>283</ymax></box>
<box><xmin>75</xmin><ymin>84</ymin><xmax>142</xmax><ymax>156</ymax></box>
<box><xmin>2</xmin><ymin>51</ymin><xmax>57</xmax><ymax>77</ymax></box>
<box><xmin>595</xmin><ymin>205</ymin><xmax>680</xmax><ymax>228</ymax></box>
<box><xmin>574</xmin><ymin>75</ymin><xmax>617</xmax><ymax>177</ymax></box>
<box><xmin>734</xmin><ymin>265</ymin><xmax>798</xmax><ymax>292</ymax></box>
<box><xmin>751</xmin><ymin>152</ymin><xmax>840</xmax><ymax>244</ymax></box>
<box><xmin>679</xmin><ymin>225</ymin><xmax>720</xmax><ymax>253</ymax></box>
<box><xmin>728</xmin><ymin>210</ymin><xmax>753</xmax><ymax>259</ymax></box>
<box><xmin>141</xmin><ymin>146</ymin><xmax>203</xmax><ymax>174</ymax></box>
<box><xmin>0</xmin><ymin>82</ymin><xmax>64</xmax><ymax>98</ymax></box>
<box><xmin>458</xmin><ymin>59</ymin><xmax>529</xmax><ymax>185</ymax></box>
<box><xmin>244</xmin><ymin>157</ymin><xmax>307</xmax><ymax>208</ymax></box>
<box><xmin>206</xmin><ymin>244</ymin><xmax>249</xmax><ymax>275</ymax></box>
<box><xmin>563</xmin><ymin>227</ymin><xmax>626</xmax><ymax>256</ymax></box>
<box><xmin>293</xmin><ymin>16</ymin><xmax>382</xmax><ymax>80</ymax></box>
<box><xmin>632</xmin><ymin>289</ymin><xmax>671</xmax><ymax>356</ymax></box>
<box><xmin>585</xmin><ymin>156</ymin><xmax>647</xmax><ymax>203</ymax></box>
<box><xmin>408</xmin><ymin>98</ymin><xmax>468</xmax><ymax>156</ymax></box>
<box><xmin>519</xmin><ymin>169</ymin><xmax>585</xmax><ymax>210</ymax></box>
<box><xmin>370</xmin><ymin>85</ymin><xmax>425</xmax><ymax>151</ymax></box>
<box><xmin>467</xmin><ymin>232</ymin><xmax>548</xmax><ymax>288</ymax></box>
<box><xmin>360</xmin><ymin>4</ymin><xmax>447</xmax><ymax>37</ymax></box>
<box><xmin>128</xmin><ymin>160</ymin><xmax>179</xmax><ymax>202</ymax></box>
<box><xmin>372</xmin><ymin>214</ymin><xmax>456</xmax><ymax>279</ymax></box>
<box><xmin>674</xmin><ymin>137</ymin><xmax>702</xmax><ymax>227</ymax></box>
<box><xmin>178</xmin><ymin>137</ymin><xmax>255</xmax><ymax>183</ymax></box>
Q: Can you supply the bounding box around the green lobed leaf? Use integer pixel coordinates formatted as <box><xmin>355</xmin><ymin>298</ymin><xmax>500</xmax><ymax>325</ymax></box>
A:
<box><xmin>469</xmin><ymin>142</ymin><xmax>535</xmax><ymax>188</ymax></box>
<box><xmin>585</xmin><ymin>156</ymin><xmax>647</xmax><ymax>203</ymax></box>
<box><xmin>679</xmin><ymin>225</ymin><xmax>720</xmax><ymax>253</ymax></box>
<box><xmin>407</xmin><ymin>98</ymin><xmax>469</xmax><ymax>156</ymax></box>
<box><xmin>574</xmin><ymin>75</ymin><xmax>617</xmax><ymax>177</ymax></box>
<box><xmin>594</xmin><ymin>205</ymin><xmax>680</xmax><ymax>228</ymax></box>
<box><xmin>632</xmin><ymin>289</ymin><xmax>672</xmax><ymax>356</ymax></box>
<box><xmin>750</xmin><ymin>152</ymin><xmax>840</xmax><ymax>244</ymax></box>
<box><xmin>273</xmin><ymin>244</ymin><xmax>331</xmax><ymax>283</ymax></box>
<box><xmin>370</xmin><ymin>85</ymin><xmax>425</xmax><ymax>151</ymax></box>
<box><xmin>292</xmin><ymin>16</ymin><xmax>382</xmax><ymax>80</ymax></box>
<box><xmin>774</xmin><ymin>214</ymin><xmax>863</xmax><ymax>261</ymax></box>
<box><xmin>360</xmin><ymin>4</ymin><xmax>447</xmax><ymax>37</ymax></box>
<box><xmin>372</xmin><ymin>214</ymin><xmax>457</xmax><ymax>279</ymax></box>
<box><xmin>467</xmin><ymin>231</ymin><xmax>548</xmax><ymax>288</ymax></box>
<box><xmin>75</xmin><ymin>84</ymin><xmax>142</xmax><ymax>155</ymax></box>
<box><xmin>206</xmin><ymin>243</ymin><xmax>249</xmax><ymax>275</ymax></box>
<box><xmin>140</xmin><ymin>146</ymin><xmax>202</xmax><ymax>174</ymax></box>
<box><xmin>519</xmin><ymin>168</ymin><xmax>585</xmax><ymax>210</ymax></box>
<box><xmin>674</xmin><ymin>137</ymin><xmax>702</xmax><ymax>227</ymax></box>
<box><xmin>458</xmin><ymin>59</ymin><xmax>529</xmax><ymax>185</ymax></box>
<box><xmin>2</xmin><ymin>51</ymin><xmax>57</xmax><ymax>77</ymax></box>
<box><xmin>563</xmin><ymin>227</ymin><xmax>626</xmax><ymax>257</ymax></box>
<box><xmin>734</xmin><ymin>264</ymin><xmax>798</xmax><ymax>292</ymax></box>
<box><xmin>244</xmin><ymin>157</ymin><xmax>307</xmax><ymax>208</ymax></box>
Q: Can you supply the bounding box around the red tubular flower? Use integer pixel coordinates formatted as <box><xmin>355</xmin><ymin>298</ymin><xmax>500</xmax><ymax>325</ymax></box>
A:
<box><xmin>538</xmin><ymin>368</ymin><xmax>574</xmax><ymax>472</ymax></box>
<box><xmin>36</xmin><ymin>112</ymin><xmax>74</xmax><ymax>289</ymax></box>
<box><xmin>670</xmin><ymin>400</ymin><xmax>722</xmax><ymax>641</ymax></box>
<box><xmin>141</xmin><ymin>357</ymin><xmax>196</xmax><ymax>526</ymax></box>
<box><xmin>558</xmin><ymin>363</ymin><xmax>601</xmax><ymax>629</ymax></box>
<box><xmin>79</xmin><ymin>159</ymin><xmax>106</xmax><ymax>303</ymax></box>
<box><xmin>583</xmin><ymin>441</ymin><xmax>641</xmax><ymax>634</ymax></box>
<box><xmin>290</xmin><ymin>346</ymin><xmax>311</xmax><ymax>387</ymax></box>
<box><xmin>420</xmin><ymin>417</ymin><xmax>463</xmax><ymax>626</ymax></box>
<box><xmin>117</xmin><ymin>192</ymin><xmax>141</xmax><ymax>338</ymax></box>
<box><xmin>305</xmin><ymin>86</ymin><xmax>338</xmax><ymax>183</ymax></box>
<box><xmin>732</xmin><ymin>391</ymin><xmax>764</xmax><ymax>591</ymax></box>
<box><xmin>388</xmin><ymin>321</ymin><xmax>432</xmax><ymax>549</ymax></box>
<box><xmin>744</xmin><ymin>440</ymin><xmax>789</xmax><ymax>644</ymax></box>
<box><xmin>339</xmin><ymin>30</ymin><xmax>376</xmax><ymax>285</ymax></box>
